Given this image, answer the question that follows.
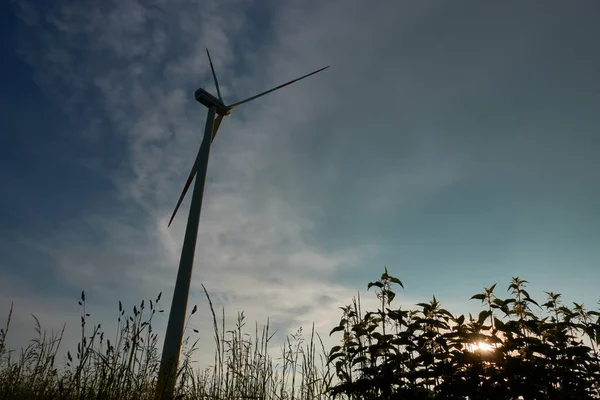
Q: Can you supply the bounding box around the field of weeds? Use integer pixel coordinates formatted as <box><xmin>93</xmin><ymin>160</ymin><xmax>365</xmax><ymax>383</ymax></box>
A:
<box><xmin>2</xmin><ymin>269</ymin><xmax>599</xmax><ymax>399</ymax></box>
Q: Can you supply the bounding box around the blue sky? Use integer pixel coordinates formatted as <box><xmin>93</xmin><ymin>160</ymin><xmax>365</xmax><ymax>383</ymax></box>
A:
<box><xmin>1</xmin><ymin>0</ymin><xmax>599</xmax><ymax>362</ymax></box>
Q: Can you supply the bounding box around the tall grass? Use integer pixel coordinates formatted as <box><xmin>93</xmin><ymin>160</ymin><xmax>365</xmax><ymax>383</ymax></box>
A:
<box><xmin>0</xmin><ymin>287</ymin><xmax>332</xmax><ymax>400</ymax></box>
<box><xmin>3</xmin><ymin>270</ymin><xmax>599</xmax><ymax>399</ymax></box>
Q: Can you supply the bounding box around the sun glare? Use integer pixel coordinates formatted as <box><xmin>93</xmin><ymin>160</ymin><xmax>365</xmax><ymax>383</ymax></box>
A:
<box><xmin>476</xmin><ymin>342</ymin><xmax>494</xmax><ymax>352</ymax></box>
<box><xmin>466</xmin><ymin>341</ymin><xmax>495</xmax><ymax>352</ymax></box>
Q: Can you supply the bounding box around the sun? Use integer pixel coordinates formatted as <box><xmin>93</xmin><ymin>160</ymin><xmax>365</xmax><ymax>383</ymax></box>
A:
<box><xmin>466</xmin><ymin>341</ymin><xmax>495</xmax><ymax>353</ymax></box>
<box><xmin>474</xmin><ymin>341</ymin><xmax>494</xmax><ymax>352</ymax></box>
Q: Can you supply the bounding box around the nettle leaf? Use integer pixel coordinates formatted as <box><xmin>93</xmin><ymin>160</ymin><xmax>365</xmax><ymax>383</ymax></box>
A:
<box><xmin>470</xmin><ymin>294</ymin><xmax>486</xmax><ymax>301</ymax></box>
<box><xmin>384</xmin><ymin>289</ymin><xmax>396</xmax><ymax>304</ymax></box>
<box><xmin>524</xmin><ymin>297</ymin><xmax>540</xmax><ymax>307</ymax></box>
<box><xmin>494</xmin><ymin>317</ymin><xmax>506</xmax><ymax>330</ymax></box>
<box><xmin>541</xmin><ymin>301</ymin><xmax>554</xmax><ymax>309</ymax></box>
<box><xmin>330</xmin><ymin>325</ymin><xmax>345</xmax><ymax>336</ymax></box>
<box><xmin>334</xmin><ymin>360</ymin><xmax>347</xmax><ymax>374</ymax></box>
<box><xmin>389</xmin><ymin>276</ymin><xmax>404</xmax><ymax>288</ymax></box>
<box><xmin>329</xmin><ymin>345</ymin><xmax>342</xmax><ymax>356</ymax></box>
<box><xmin>478</xmin><ymin>310</ymin><xmax>492</xmax><ymax>325</ymax></box>
<box><xmin>368</xmin><ymin>281</ymin><xmax>384</xmax><ymax>290</ymax></box>
<box><xmin>493</xmin><ymin>298</ymin><xmax>506</xmax><ymax>307</ymax></box>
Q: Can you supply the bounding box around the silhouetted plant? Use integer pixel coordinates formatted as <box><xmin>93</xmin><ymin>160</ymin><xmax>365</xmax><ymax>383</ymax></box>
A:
<box><xmin>3</xmin><ymin>268</ymin><xmax>599</xmax><ymax>399</ymax></box>
<box><xmin>328</xmin><ymin>268</ymin><xmax>600</xmax><ymax>400</ymax></box>
<box><xmin>0</xmin><ymin>287</ymin><xmax>330</xmax><ymax>400</ymax></box>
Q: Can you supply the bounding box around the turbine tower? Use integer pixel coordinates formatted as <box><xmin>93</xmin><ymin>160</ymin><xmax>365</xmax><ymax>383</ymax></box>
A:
<box><xmin>156</xmin><ymin>49</ymin><xmax>329</xmax><ymax>399</ymax></box>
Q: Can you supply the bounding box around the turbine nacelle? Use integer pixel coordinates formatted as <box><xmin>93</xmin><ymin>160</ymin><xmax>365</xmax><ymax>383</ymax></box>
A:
<box><xmin>194</xmin><ymin>88</ymin><xmax>230</xmax><ymax>116</ymax></box>
<box><xmin>196</xmin><ymin>48</ymin><xmax>328</xmax><ymax>125</ymax></box>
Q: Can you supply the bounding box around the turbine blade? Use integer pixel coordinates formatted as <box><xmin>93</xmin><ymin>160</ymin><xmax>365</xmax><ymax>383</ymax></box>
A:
<box><xmin>206</xmin><ymin>48</ymin><xmax>223</xmax><ymax>102</ymax></box>
<box><xmin>211</xmin><ymin>114</ymin><xmax>224</xmax><ymax>142</ymax></box>
<box><xmin>168</xmin><ymin>106</ymin><xmax>217</xmax><ymax>227</ymax></box>
<box><xmin>168</xmin><ymin>163</ymin><xmax>197</xmax><ymax>227</ymax></box>
<box><xmin>227</xmin><ymin>65</ymin><xmax>329</xmax><ymax>110</ymax></box>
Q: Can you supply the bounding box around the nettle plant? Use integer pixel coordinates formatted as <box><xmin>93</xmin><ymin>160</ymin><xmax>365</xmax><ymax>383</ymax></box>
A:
<box><xmin>327</xmin><ymin>268</ymin><xmax>600</xmax><ymax>400</ymax></box>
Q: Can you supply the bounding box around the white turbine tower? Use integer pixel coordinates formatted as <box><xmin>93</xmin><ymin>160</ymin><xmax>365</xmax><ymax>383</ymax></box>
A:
<box><xmin>156</xmin><ymin>49</ymin><xmax>329</xmax><ymax>399</ymax></box>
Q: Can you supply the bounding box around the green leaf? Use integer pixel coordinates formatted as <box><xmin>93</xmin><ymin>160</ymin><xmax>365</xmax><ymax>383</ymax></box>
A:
<box><xmin>330</xmin><ymin>325</ymin><xmax>345</xmax><ymax>336</ymax></box>
<box><xmin>492</xmin><ymin>298</ymin><xmax>506</xmax><ymax>307</ymax></box>
<box><xmin>330</xmin><ymin>353</ymin><xmax>345</xmax><ymax>365</ymax></box>
<box><xmin>524</xmin><ymin>297</ymin><xmax>540</xmax><ymax>307</ymax></box>
<box><xmin>389</xmin><ymin>276</ymin><xmax>404</xmax><ymax>288</ymax></box>
<box><xmin>470</xmin><ymin>294</ymin><xmax>486</xmax><ymax>301</ymax></box>
<box><xmin>385</xmin><ymin>289</ymin><xmax>396</xmax><ymax>304</ymax></box>
<box><xmin>367</xmin><ymin>281</ymin><xmax>384</xmax><ymax>290</ymax></box>
<box><xmin>493</xmin><ymin>317</ymin><xmax>505</xmax><ymax>330</ymax></box>
<box><xmin>329</xmin><ymin>345</ymin><xmax>342</xmax><ymax>356</ymax></box>
<box><xmin>478</xmin><ymin>310</ymin><xmax>492</xmax><ymax>325</ymax></box>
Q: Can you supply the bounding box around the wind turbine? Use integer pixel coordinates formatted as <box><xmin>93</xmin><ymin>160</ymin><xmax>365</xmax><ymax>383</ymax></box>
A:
<box><xmin>156</xmin><ymin>49</ymin><xmax>329</xmax><ymax>399</ymax></box>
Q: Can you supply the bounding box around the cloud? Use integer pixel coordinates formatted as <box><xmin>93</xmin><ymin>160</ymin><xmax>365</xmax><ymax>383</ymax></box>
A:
<box><xmin>3</xmin><ymin>0</ymin><xmax>488</xmax><ymax>354</ymax></box>
<box><xmin>8</xmin><ymin>0</ymin><xmax>599</xmax><ymax>371</ymax></box>
<box><xmin>7</xmin><ymin>0</ymin><xmax>407</xmax><ymax>362</ymax></box>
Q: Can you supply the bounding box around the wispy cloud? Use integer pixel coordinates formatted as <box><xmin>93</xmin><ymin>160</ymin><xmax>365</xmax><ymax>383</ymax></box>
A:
<box><xmin>4</xmin><ymin>0</ymin><xmax>600</xmax><ymax>365</ymax></box>
<box><xmin>5</xmin><ymin>0</ymin><xmax>401</xmax><ymax>357</ymax></box>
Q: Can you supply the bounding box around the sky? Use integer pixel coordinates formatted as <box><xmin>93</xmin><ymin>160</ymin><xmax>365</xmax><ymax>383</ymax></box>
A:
<box><xmin>1</xmin><ymin>0</ymin><xmax>599</xmax><ymax>367</ymax></box>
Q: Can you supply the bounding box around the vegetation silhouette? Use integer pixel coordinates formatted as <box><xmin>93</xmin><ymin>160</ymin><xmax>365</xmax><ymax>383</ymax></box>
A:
<box><xmin>328</xmin><ymin>268</ymin><xmax>600</xmax><ymax>399</ymax></box>
<box><xmin>1</xmin><ymin>269</ymin><xmax>599</xmax><ymax>399</ymax></box>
